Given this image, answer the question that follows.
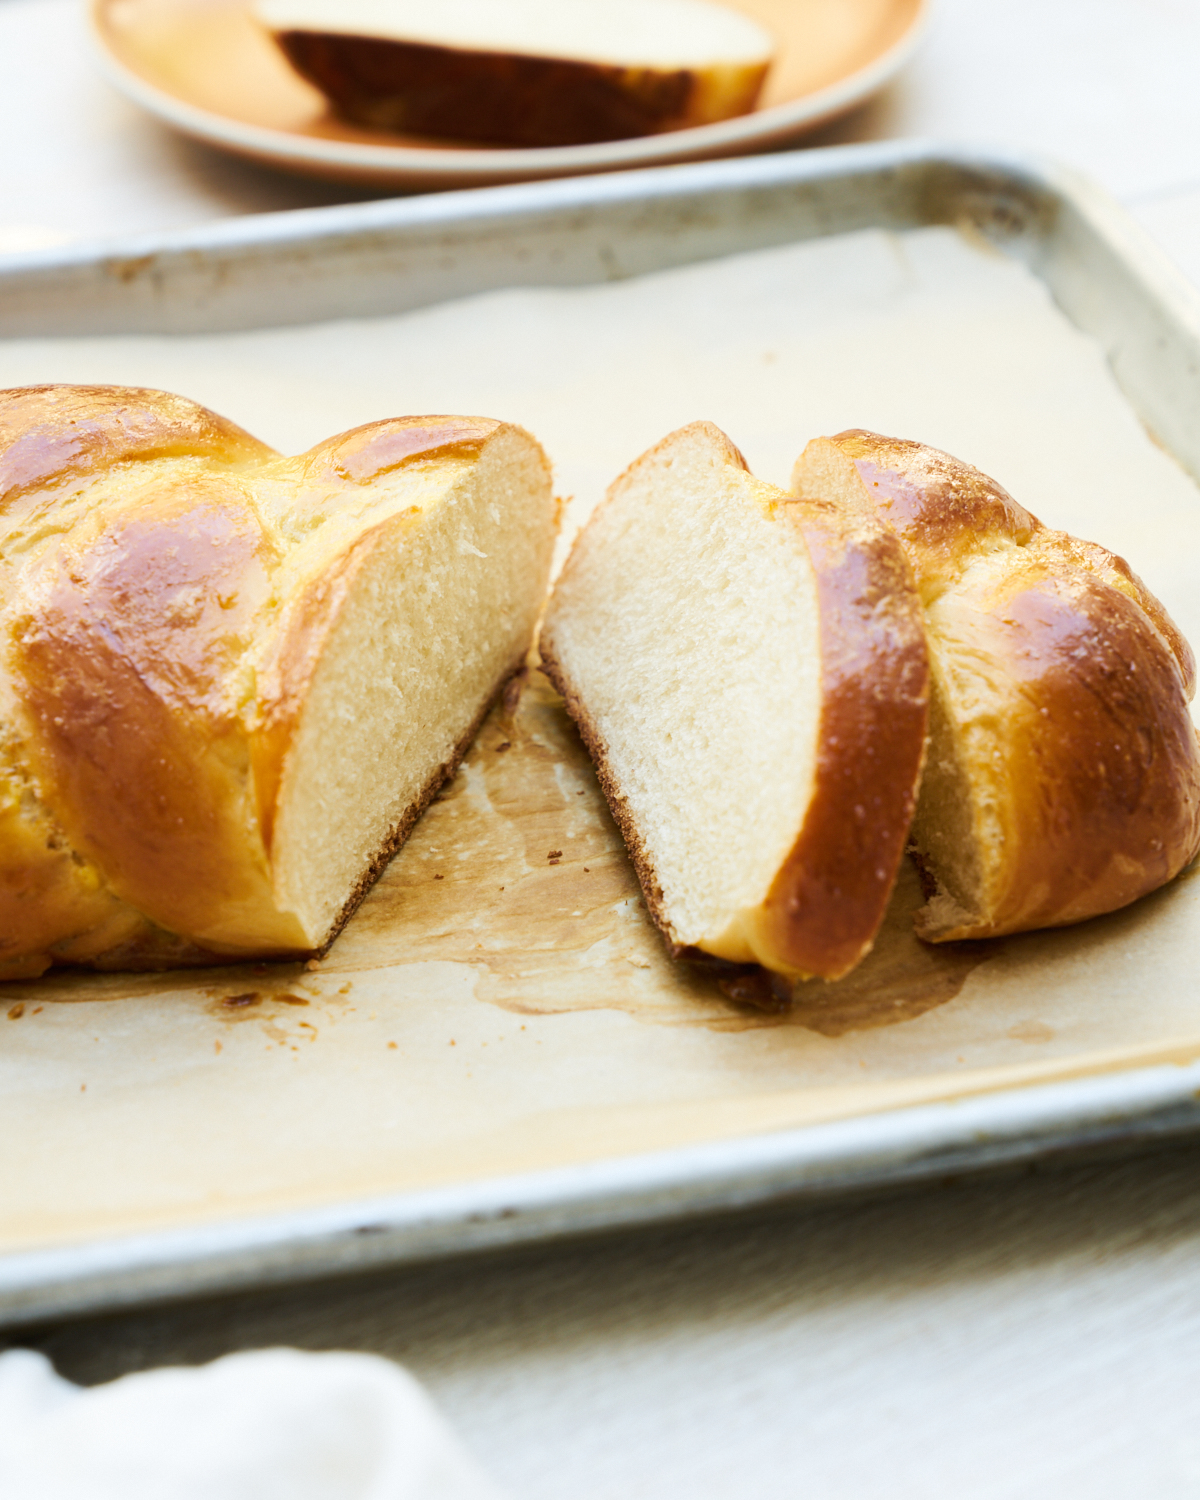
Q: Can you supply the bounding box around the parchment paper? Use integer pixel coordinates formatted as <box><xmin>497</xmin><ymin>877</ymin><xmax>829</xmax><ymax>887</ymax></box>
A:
<box><xmin>2</xmin><ymin>225</ymin><xmax>1200</xmax><ymax>1256</ymax></box>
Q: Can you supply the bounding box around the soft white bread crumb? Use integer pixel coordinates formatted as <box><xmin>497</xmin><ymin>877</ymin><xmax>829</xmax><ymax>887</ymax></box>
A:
<box><xmin>542</xmin><ymin>422</ymin><xmax>928</xmax><ymax>981</ymax></box>
<box><xmin>266</xmin><ymin>427</ymin><xmax>554</xmax><ymax>945</ymax></box>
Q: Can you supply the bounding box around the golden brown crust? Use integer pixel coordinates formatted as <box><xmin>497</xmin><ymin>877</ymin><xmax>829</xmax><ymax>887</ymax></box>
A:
<box><xmin>824</xmin><ymin>429</ymin><xmax>1200</xmax><ymax>940</ymax></box>
<box><xmin>0</xmin><ymin>385</ymin><xmax>274</xmax><ymax>512</ymax></box>
<box><xmin>0</xmin><ymin>386</ymin><xmax>285</xmax><ymax>974</ymax></box>
<box><xmin>271</xmin><ymin>29</ymin><xmax>767</xmax><ymax>146</ymax></box>
<box><xmin>10</xmin><ymin>476</ymin><xmax>287</xmax><ymax>947</ymax></box>
<box><xmin>0</xmin><ymin>387</ymin><xmax>542</xmax><ymax>976</ymax></box>
<box><xmin>829</xmin><ymin>429</ymin><xmax>1197</xmax><ymax>695</ymax></box>
<box><xmin>601</xmin><ymin>418</ymin><xmax>753</xmax><ymax>496</ymax></box>
<box><xmin>302</xmin><ymin>415</ymin><xmax>501</xmax><ymax>486</ymax></box>
<box><xmin>0</xmin><ymin>732</ymin><xmax>151</xmax><ymax>979</ymax></box>
<box><xmin>759</xmin><ymin>468</ymin><xmax>929</xmax><ymax>978</ymax></box>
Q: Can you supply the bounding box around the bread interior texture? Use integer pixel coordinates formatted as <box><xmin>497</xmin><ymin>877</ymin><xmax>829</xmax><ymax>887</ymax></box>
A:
<box><xmin>268</xmin><ymin>429</ymin><xmax>551</xmax><ymax>945</ymax></box>
<box><xmin>543</xmin><ymin>424</ymin><xmax>821</xmax><ymax>953</ymax></box>
<box><xmin>907</xmin><ymin>561</ymin><xmax>1015</xmax><ymax>934</ymax></box>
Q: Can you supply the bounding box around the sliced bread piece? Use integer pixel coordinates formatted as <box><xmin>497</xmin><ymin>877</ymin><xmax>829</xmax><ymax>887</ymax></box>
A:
<box><xmin>794</xmin><ymin>430</ymin><xmax>1200</xmax><ymax>941</ymax></box>
<box><xmin>255</xmin><ymin>0</ymin><xmax>774</xmax><ymax>147</ymax></box>
<box><xmin>1</xmin><ymin>387</ymin><xmax>555</xmax><ymax>976</ymax></box>
<box><xmin>540</xmin><ymin>422</ymin><xmax>929</xmax><ymax>981</ymax></box>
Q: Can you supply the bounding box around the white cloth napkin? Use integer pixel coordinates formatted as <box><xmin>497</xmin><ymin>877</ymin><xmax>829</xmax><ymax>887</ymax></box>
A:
<box><xmin>0</xmin><ymin>1346</ymin><xmax>503</xmax><ymax>1500</ymax></box>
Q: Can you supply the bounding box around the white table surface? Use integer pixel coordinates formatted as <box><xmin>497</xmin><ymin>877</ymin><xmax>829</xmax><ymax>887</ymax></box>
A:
<box><xmin>5</xmin><ymin>1</ymin><xmax>1200</xmax><ymax>1495</ymax></box>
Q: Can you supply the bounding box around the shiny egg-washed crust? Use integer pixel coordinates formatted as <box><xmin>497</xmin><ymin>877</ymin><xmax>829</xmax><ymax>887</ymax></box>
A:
<box><xmin>540</xmin><ymin>422</ymin><xmax>929</xmax><ymax>981</ymax></box>
<box><xmin>0</xmin><ymin>385</ymin><xmax>529</xmax><ymax>978</ymax></box>
<box><xmin>0</xmin><ymin>384</ymin><xmax>274</xmax><ymax>506</ymax></box>
<box><xmin>817</xmin><ymin>429</ymin><xmax>1200</xmax><ymax>941</ymax></box>
<box><xmin>762</xmin><ymin>442</ymin><xmax>929</xmax><ymax>978</ymax></box>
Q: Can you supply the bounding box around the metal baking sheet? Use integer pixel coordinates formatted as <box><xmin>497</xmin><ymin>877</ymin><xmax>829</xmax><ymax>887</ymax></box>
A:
<box><xmin>3</xmin><ymin>140</ymin><xmax>1200</xmax><ymax>1329</ymax></box>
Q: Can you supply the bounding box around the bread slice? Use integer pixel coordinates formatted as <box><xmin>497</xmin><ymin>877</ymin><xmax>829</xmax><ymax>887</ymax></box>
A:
<box><xmin>0</xmin><ymin>386</ymin><xmax>555</xmax><ymax>976</ymax></box>
<box><xmin>540</xmin><ymin>422</ymin><xmax>928</xmax><ymax>981</ymax></box>
<box><xmin>255</xmin><ymin>0</ymin><xmax>774</xmax><ymax>147</ymax></box>
<box><xmin>794</xmin><ymin>430</ymin><xmax>1200</xmax><ymax>941</ymax></box>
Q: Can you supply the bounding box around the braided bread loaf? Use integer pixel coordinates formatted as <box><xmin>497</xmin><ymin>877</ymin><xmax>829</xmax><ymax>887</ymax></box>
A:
<box><xmin>794</xmin><ymin>431</ymin><xmax>1200</xmax><ymax>941</ymax></box>
<box><xmin>0</xmin><ymin>385</ymin><xmax>555</xmax><ymax>978</ymax></box>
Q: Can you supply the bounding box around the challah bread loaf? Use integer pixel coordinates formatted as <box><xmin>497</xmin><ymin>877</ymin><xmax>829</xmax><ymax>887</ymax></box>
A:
<box><xmin>540</xmin><ymin>421</ymin><xmax>929</xmax><ymax>981</ymax></box>
<box><xmin>793</xmin><ymin>431</ymin><xmax>1200</xmax><ymax>941</ymax></box>
<box><xmin>0</xmin><ymin>385</ymin><xmax>555</xmax><ymax>978</ymax></box>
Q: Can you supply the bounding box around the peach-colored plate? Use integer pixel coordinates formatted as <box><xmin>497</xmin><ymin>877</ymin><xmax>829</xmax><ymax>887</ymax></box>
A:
<box><xmin>89</xmin><ymin>0</ymin><xmax>926</xmax><ymax>188</ymax></box>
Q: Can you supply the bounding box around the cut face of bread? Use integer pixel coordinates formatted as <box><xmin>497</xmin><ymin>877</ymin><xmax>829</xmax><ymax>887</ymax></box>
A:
<box><xmin>0</xmin><ymin>387</ymin><xmax>555</xmax><ymax>977</ymax></box>
<box><xmin>255</xmin><ymin>0</ymin><xmax>774</xmax><ymax>147</ymax></box>
<box><xmin>540</xmin><ymin>422</ymin><xmax>928</xmax><ymax>981</ymax></box>
<box><xmin>260</xmin><ymin>422</ymin><xmax>554</xmax><ymax>947</ymax></box>
<box><xmin>796</xmin><ymin>431</ymin><xmax>1200</xmax><ymax>941</ymax></box>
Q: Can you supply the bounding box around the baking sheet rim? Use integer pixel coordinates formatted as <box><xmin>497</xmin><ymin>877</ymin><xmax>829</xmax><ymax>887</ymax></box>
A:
<box><xmin>4</xmin><ymin>142</ymin><xmax>1200</xmax><ymax>1325</ymax></box>
<box><xmin>3</xmin><ymin>1044</ymin><xmax>1200</xmax><ymax>1329</ymax></box>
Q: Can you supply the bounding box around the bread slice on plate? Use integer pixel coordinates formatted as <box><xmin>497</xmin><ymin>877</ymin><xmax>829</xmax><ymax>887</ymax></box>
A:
<box><xmin>795</xmin><ymin>430</ymin><xmax>1200</xmax><ymax>941</ymax></box>
<box><xmin>540</xmin><ymin>422</ymin><xmax>929</xmax><ymax>982</ymax></box>
<box><xmin>254</xmin><ymin>0</ymin><xmax>775</xmax><ymax>147</ymax></box>
<box><xmin>0</xmin><ymin>385</ymin><xmax>555</xmax><ymax>977</ymax></box>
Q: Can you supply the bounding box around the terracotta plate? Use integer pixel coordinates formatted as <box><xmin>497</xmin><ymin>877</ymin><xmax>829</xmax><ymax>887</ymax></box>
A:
<box><xmin>89</xmin><ymin>0</ymin><xmax>927</xmax><ymax>188</ymax></box>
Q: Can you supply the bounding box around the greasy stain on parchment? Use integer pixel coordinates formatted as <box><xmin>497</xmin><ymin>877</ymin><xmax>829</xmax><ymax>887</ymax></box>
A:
<box><xmin>334</xmin><ymin>672</ymin><xmax>997</xmax><ymax>1036</ymax></box>
<box><xmin>786</xmin><ymin>860</ymin><xmax>993</xmax><ymax>1038</ymax></box>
